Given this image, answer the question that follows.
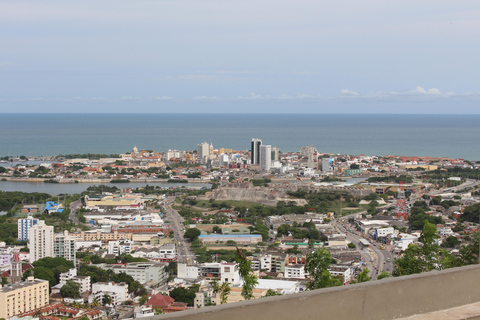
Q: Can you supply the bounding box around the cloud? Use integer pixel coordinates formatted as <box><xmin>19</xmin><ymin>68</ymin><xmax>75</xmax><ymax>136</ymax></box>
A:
<box><xmin>150</xmin><ymin>96</ymin><xmax>174</xmax><ymax>101</ymax></box>
<box><xmin>194</xmin><ymin>96</ymin><xmax>220</xmax><ymax>101</ymax></box>
<box><xmin>71</xmin><ymin>97</ymin><xmax>108</xmax><ymax>102</ymax></box>
<box><xmin>236</xmin><ymin>93</ymin><xmax>315</xmax><ymax>100</ymax></box>
<box><xmin>119</xmin><ymin>97</ymin><xmax>141</xmax><ymax>102</ymax></box>
<box><xmin>411</xmin><ymin>86</ymin><xmax>441</xmax><ymax>95</ymax></box>
<box><xmin>340</xmin><ymin>89</ymin><xmax>358</xmax><ymax>96</ymax></box>
<box><xmin>214</xmin><ymin>70</ymin><xmax>256</xmax><ymax>74</ymax></box>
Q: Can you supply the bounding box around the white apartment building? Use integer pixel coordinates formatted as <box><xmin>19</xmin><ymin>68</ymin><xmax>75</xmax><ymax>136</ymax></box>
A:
<box><xmin>59</xmin><ymin>268</ymin><xmax>91</xmax><ymax>293</ymax></box>
<box><xmin>159</xmin><ymin>243</ymin><xmax>176</xmax><ymax>260</ymax></box>
<box><xmin>375</xmin><ymin>227</ymin><xmax>395</xmax><ymax>238</ymax></box>
<box><xmin>260</xmin><ymin>145</ymin><xmax>271</xmax><ymax>171</ymax></box>
<box><xmin>103</xmin><ymin>262</ymin><xmax>168</xmax><ymax>285</ymax></box>
<box><xmin>329</xmin><ymin>266</ymin><xmax>352</xmax><ymax>285</ymax></box>
<box><xmin>89</xmin><ymin>282</ymin><xmax>128</xmax><ymax>306</ymax></box>
<box><xmin>284</xmin><ymin>265</ymin><xmax>306</xmax><ymax>279</ymax></box>
<box><xmin>29</xmin><ymin>220</ymin><xmax>54</xmax><ymax>263</ymax></box>
<box><xmin>108</xmin><ymin>239</ymin><xmax>133</xmax><ymax>256</ymax></box>
<box><xmin>17</xmin><ymin>216</ymin><xmax>39</xmax><ymax>241</ymax></box>
<box><xmin>54</xmin><ymin>231</ymin><xmax>77</xmax><ymax>262</ymax></box>
<box><xmin>177</xmin><ymin>262</ymin><xmax>241</xmax><ymax>285</ymax></box>
<box><xmin>283</xmin><ymin>265</ymin><xmax>352</xmax><ymax>284</ymax></box>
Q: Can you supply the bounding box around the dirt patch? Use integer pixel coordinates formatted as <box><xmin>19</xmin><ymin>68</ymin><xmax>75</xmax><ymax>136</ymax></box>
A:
<box><xmin>195</xmin><ymin>223</ymin><xmax>254</xmax><ymax>232</ymax></box>
<box><xmin>206</xmin><ymin>246</ymin><xmax>255</xmax><ymax>251</ymax></box>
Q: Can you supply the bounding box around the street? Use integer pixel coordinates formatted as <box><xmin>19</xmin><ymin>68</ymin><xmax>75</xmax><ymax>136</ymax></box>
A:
<box><xmin>163</xmin><ymin>197</ymin><xmax>195</xmax><ymax>264</ymax></box>
<box><xmin>333</xmin><ymin>219</ymin><xmax>393</xmax><ymax>280</ymax></box>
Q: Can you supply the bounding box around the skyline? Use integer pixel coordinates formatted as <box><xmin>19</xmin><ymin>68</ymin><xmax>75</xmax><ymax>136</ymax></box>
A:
<box><xmin>1</xmin><ymin>0</ymin><xmax>479</xmax><ymax>113</ymax></box>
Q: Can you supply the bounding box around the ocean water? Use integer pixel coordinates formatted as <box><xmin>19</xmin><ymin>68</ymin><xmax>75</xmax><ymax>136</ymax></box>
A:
<box><xmin>0</xmin><ymin>114</ymin><xmax>479</xmax><ymax>160</ymax></box>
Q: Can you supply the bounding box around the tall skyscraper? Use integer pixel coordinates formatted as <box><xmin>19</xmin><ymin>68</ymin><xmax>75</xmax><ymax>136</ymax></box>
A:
<box><xmin>197</xmin><ymin>141</ymin><xmax>210</xmax><ymax>165</ymax></box>
<box><xmin>18</xmin><ymin>215</ymin><xmax>39</xmax><ymax>241</ymax></box>
<box><xmin>251</xmin><ymin>138</ymin><xmax>262</xmax><ymax>165</ymax></box>
<box><xmin>29</xmin><ymin>220</ymin><xmax>54</xmax><ymax>263</ymax></box>
<box><xmin>260</xmin><ymin>145</ymin><xmax>272</xmax><ymax>171</ymax></box>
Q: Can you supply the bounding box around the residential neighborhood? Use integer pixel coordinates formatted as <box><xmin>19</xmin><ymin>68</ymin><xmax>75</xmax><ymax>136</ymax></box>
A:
<box><xmin>1</xmin><ymin>141</ymin><xmax>480</xmax><ymax>319</ymax></box>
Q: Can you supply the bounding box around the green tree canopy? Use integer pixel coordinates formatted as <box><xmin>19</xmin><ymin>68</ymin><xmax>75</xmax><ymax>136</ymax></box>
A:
<box><xmin>184</xmin><ymin>228</ymin><xmax>201</xmax><ymax>242</ymax></box>
<box><xmin>60</xmin><ymin>280</ymin><xmax>81</xmax><ymax>298</ymax></box>
<box><xmin>305</xmin><ymin>247</ymin><xmax>340</xmax><ymax>290</ymax></box>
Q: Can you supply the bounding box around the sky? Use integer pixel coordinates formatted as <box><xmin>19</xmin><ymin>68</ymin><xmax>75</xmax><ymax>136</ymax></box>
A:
<box><xmin>0</xmin><ymin>0</ymin><xmax>479</xmax><ymax>113</ymax></box>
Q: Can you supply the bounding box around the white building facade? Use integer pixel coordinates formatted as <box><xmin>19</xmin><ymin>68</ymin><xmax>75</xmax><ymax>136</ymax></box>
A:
<box><xmin>17</xmin><ymin>216</ymin><xmax>39</xmax><ymax>241</ymax></box>
<box><xmin>260</xmin><ymin>145</ymin><xmax>271</xmax><ymax>171</ymax></box>
<box><xmin>29</xmin><ymin>220</ymin><xmax>54</xmax><ymax>263</ymax></box>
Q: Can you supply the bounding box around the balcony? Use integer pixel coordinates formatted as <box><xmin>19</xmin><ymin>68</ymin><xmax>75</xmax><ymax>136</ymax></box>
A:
<box><xmin>153</xmin><ymin>264</ymin><xmax>480</xmax><ymax>320</ymax></box>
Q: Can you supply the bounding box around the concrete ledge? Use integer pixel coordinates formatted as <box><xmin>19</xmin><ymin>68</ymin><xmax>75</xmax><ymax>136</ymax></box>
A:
<box><xmin>398</xmin><ymin>301</ymin><xmax>480</xmax><ymax>320</ymax></box>
<box><xmin>148</xmin><ymin>264</ymin><xmax>480</xmax><ymax>320</ymax></box>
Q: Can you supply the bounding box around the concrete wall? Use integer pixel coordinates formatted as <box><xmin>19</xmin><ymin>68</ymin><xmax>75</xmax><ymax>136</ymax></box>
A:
<box><xmin>148</xmin><ymin>264</ymin><xmax>480</xmax><ymax>320</ymax></box>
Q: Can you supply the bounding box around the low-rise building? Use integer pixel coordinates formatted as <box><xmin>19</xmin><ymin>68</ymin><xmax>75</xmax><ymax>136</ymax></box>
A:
<box><xmin>197</xmin><ymin>234</ymin><xmax>262</xmax><ymax>245</ymax></box>
<box><xmin>101</xmin><ymin>262</ymin><xmax>168</xmax><ymax>285</ymax></box>
<box><xmin>177</xmin><ymin>262</ymin><xmax>241</xmax><ymax>285</ymax></box>
<box><xmin>108</xmin><ymin>239</ymin><xmax>133</xmax><ymax>255</ymax></box>
<box><xmin>89</xmin><ymin>281</ymin><xmax>128</xmax><ymax>306</ymax></box>
<box><xmin>0</xmin><ymin>277</ymin><xmax>49</xmax><ymax>319</ymax></box>
<box><xmin>59</xmin><ymin>268</ymin><xmax>91</xmax><ymax>293</ymax></box>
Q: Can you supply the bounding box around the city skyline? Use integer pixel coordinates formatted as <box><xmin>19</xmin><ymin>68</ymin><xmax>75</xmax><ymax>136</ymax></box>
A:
<box><xmin>0</xmin><ymin>0</ymin><xmax>479</xmax><ymax>113</ymax></box>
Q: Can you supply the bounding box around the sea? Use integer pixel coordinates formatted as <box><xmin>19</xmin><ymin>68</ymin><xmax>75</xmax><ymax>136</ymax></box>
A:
<box><xmin>0</xmin><ymin>113</ymin><xmax>479</xmax><ymax>160</ymax></box>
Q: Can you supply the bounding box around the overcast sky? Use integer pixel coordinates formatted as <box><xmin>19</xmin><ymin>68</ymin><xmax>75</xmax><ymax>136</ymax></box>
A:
<box><xmin>1</xmin><ymin>0</ymin><xmax>479</xmax><ymax>113</ymax></box>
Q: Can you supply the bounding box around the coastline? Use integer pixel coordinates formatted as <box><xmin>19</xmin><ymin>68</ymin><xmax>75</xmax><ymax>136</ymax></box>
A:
<box><xmin>1</xmin><ymin>177</ymin><xmax>210</xmax><ymax>184</ymax></box>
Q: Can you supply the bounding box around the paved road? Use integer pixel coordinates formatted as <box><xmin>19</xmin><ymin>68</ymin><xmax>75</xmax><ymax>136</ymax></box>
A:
<box><xmin>69</xmin><ymin>199</ymin><xmax>82</xmax><ymax>224</ymax></box>
<box><xmin>333</xmin><ymin>220</ymin><xmax>393</xmax><ymax>280</ymax></box>
<box><xmin>163</xmin><ymin>197</ymin><xmax>195</xmax><ymax>264</ymax></box>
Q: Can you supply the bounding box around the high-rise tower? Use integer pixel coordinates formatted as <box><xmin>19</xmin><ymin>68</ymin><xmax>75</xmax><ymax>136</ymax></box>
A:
<box><xmin>260</xmin><ymin>145</ymin><xmax>272</xmax><ymax>171</ymax></box>
<box><xmin>251</xmin><ymin>138</ymin><xmax>262</xmax><ymax>165</ymax></box>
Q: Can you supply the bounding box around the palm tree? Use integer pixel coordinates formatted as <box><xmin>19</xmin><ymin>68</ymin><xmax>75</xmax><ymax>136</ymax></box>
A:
<box><xmin>102</xmin><ymin>293</ymin><xmax>112</xmax><ymax>306</ymax></box>
<box><xmin>90</xmin><ymin>297</ymin><xmax>100</xmax><ymax>307</ymax></box>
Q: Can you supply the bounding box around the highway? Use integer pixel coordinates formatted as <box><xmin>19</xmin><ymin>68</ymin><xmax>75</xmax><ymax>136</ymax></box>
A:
<box><xmin>163</xmin><ymin>197</ymin><xmax>195</xmax><ymax>264</ymax></box>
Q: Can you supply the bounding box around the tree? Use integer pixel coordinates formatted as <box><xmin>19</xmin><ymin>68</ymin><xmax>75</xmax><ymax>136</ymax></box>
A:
<box><xmin>265</xmin><ymin>289</ymin><xmax>282</xmax><ymax>297</ymax></box>
<box><xmin>184</xmin><ymin>228</ymin><xmax>201</xmax><ymax>242</ymax></box>
<box><xmin>90</xmin><ymin>298</ymin><xmax>100</xmax><ymax>307</ymax></box>
<box><xmin>102</xmin><ymin>293</ymin><xmax>112</xmax><ymax>306</ymax></box>
<box><xmin>23</xmin><ymin>266</ymin><xmax>55</xmax><ymax>287</ymax></box>
<box><xmin>169</xmin><ymin>286</ymin><xmax>197</xmax><ymax>306</ymax></box>
<box><xmin>235</xmin><ymin>247</ymin><xmax>258</xmax><ymax>300</ymax></box>
<box><xmin>305</xmin><ymin>247</ymin><xmax>338</xmax><ymax>290</ymax></box>
<box><xmin>460</xmin><ymin>203</ymin><xmax>480</xmax><ymax>223</ymax></box>
<box><xmin>212</xmin><ymin>226</ymin><xmax>222</xmax><ymax>234</ymax></box>
<box><xmin>347</xmin><ymin>243</ymin><xmax>356</xmax><ymax>249</ymax></box>
<box><xmin>393</xmin><ymin>222</ymin><xmax>446</xmax><ymax>276</ymax></box>
<box><xmin>212</xmin><ymin>278</ymin><xmax>231</xmax><ymax>304</ymax></box>
<box><xmin>442</xmin><ymin>236</ymin><xmax>460</xmax><ymax>248</ymax></box>
<box><xmin>377</xmin><ymin>271</ymin><xmax>391</xmax><ymax>280</ymax></box>
<box><xmin>356</xmin><ymin>268</ymin><xmax>370</xmax><ymax>283</ymax></box>
<box><xmin>60</xmin><ymin>280</ymin><xmax>81</xmax><ymax>298</ymax></box>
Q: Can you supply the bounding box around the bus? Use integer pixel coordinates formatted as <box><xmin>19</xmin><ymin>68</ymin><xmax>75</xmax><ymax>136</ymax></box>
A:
<box><xmin>359</xmin><ymin>239</ymin><xmax>370</xmax><ymax>248</ymax></box>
